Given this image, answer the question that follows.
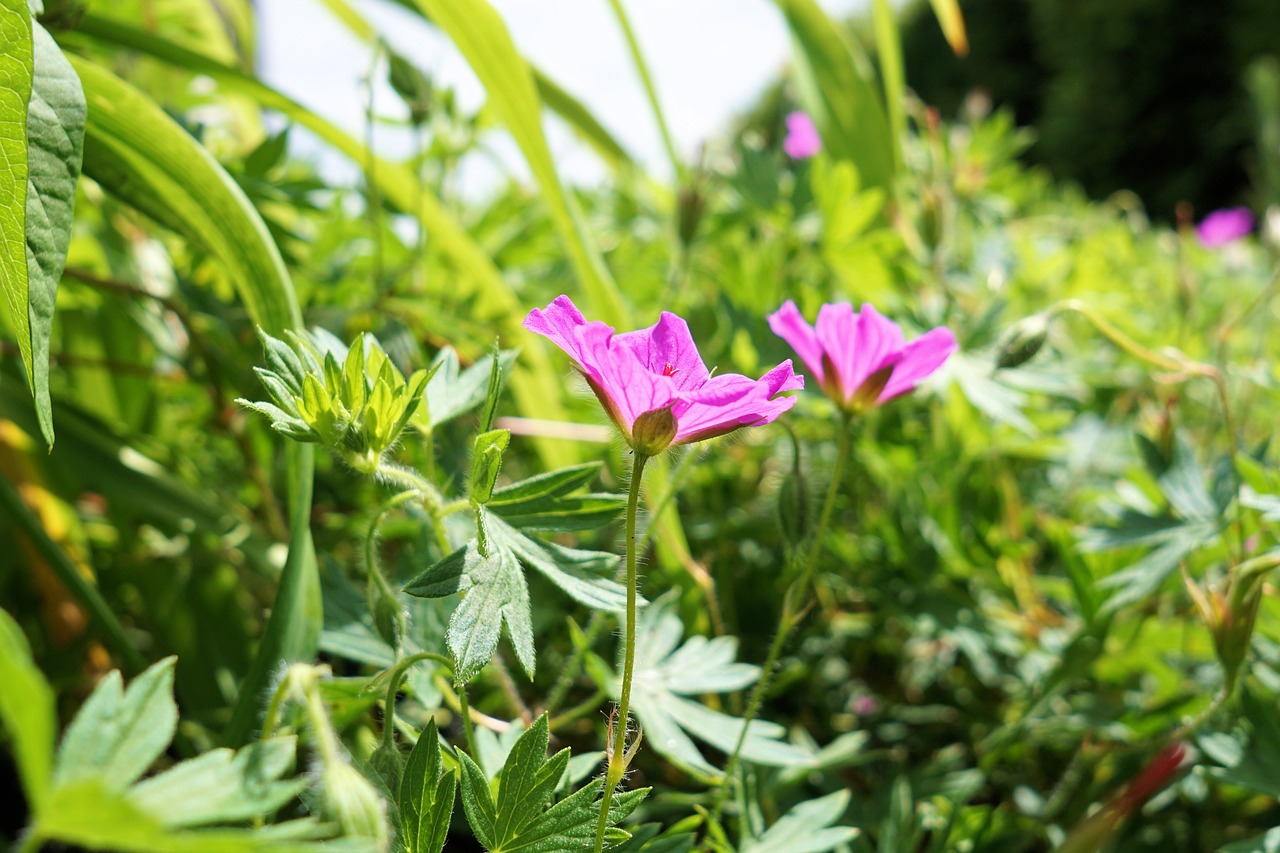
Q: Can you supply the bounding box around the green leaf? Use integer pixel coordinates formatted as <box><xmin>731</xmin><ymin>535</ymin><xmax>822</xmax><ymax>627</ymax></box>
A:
<box><xmin>67</xmin><ymin>54</ymin><xmax>319</xmax><ymax>745</ymax></box>
<box><xmin>470</xmin><ymin>428</ymin><xmax>511</xmax><ymax>504</ymax></box>
<box><xmin>774</xmin><ymin>0</ymin><xmax>895</xmax><ymax>196</ymax></box>
<box><xmin>23</xmin><ymin>21</ymin><xmax>84</xmax><ymax>446</ymax></box>
<box><xmin>870</xmin><ymin>0</ymin><xmax>903</xmax><ymax>174</ymax></box>
<box><xmin>54</xmin><ymin>657</ymin><xmax>178</xmax><ymax>790</ymax></box>
<box><xmin>740</xmin><ymin>790</ymin><xmax>859</xmax><ymax>853</ymax></box>
<box><xmin>408</xmin><ymin>0</ymin><xmax>629</xmax><ymax>327</ymax></box>
<box><xmin>0</xmin><ymin>606</ymin><xmax>55</xmax><ymax>809</ymax></box>
<box><xmin>624</xmin><ymin>592</ymin><xmax>814</xmax><ymax>776</ymax></box>
<box><xmin>70</xmin><ymin>12</ymin><xmax>578</xmax><ymax>470</ymax></box>
<box><xmin>398</xmin><ymin>719</ymin><xmax>455</xmax><ymax>853</ymax></box>
<box><xmin>446</xmin><ymin>537</ymin><xmax>535</xmax><ymax>682</ymax></box>
<box><xmin>0</xmin><ymin>0</ymin><xmax>33</xmax><ymax>409</ymax></box>
<box><xmin>418</xmin><ymin>346</ymin><xmax>517</xmax><ymax>429</ymax></box>
<box><xmin>34</xmin><ymin>779</ymin><xmax>366</xmax><ymax>853</ymax></box>
<box><xmin>1221</xmin><ymin>827</ymin><xmax>1280</xmax><ymax>853</ymax></box>
<box><xmin>405</xmin><ymin>508</ymin><xmax>628</xmax><ymax>614</ymax></box>
<box><xmin>457</xmin><ymin>715</ymin><xmax>648</xmax><ymax>853</ymax></box>
<box><xmin>127</xmin><ymin>737</ymin><xmax>306</xmax><ymax>829</ymax></box>
<box><xmin>1202</xmin><ymin>687</ymin><xmax>1280</xmax><ymax>799</ymax></box>
<box><xmin>488</xmin><ymin>463</ymin><xmax>624</xmax><ymax>532</ymax></box>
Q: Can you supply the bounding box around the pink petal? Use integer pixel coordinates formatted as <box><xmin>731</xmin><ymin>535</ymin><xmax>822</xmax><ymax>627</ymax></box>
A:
<box><xmin>767</xmin><ymin>301</ymin><xmax>825</xmax><ymax>385</ymax></box>
<box><xmin>783</xmin><ymin>111</ymin><xmax>821</xmax><ymax>159</ymax></box>
<box><xmin>615</xmin><ymin>311</ymin><xmax>710</xmax><ymax>392</ymax></box>
<box><xmin>524</xmin><ymin>295</ymin><xmax>599</xmax><ymax>365</ymax></box>
<box><xmin>672</xmin><ymin>362</ymin><xmax>801</xmax><ymax>445</ymax></box>
<box><xmin>879</xmin><ymin>327</ymin><xmax>957</xmax><ymax>401</ymax></box>
<box><xmin>573</xmin><ymin>323</ymin><xmax>679</xmax><ymax>431</ymax></box>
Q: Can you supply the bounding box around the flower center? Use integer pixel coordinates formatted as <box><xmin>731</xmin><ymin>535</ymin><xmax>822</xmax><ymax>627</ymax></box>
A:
<box><xmin>662</xmin><ymin>363</ymin><xmax>679</xmax><ymax>377</ymax></box>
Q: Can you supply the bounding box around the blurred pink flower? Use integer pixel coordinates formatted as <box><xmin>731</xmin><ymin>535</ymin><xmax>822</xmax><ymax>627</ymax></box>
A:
<box><xmin>783</xmin><ymin>110</ymin><xmax>821</xmax><ymax>159</ymax></box>
<box><xmin>768</xmin><ymin>300</ymin><xmax>956</xmax><ymax>413</ymax></box>
<box><xmin>525</xmin><ymin>296</ymin><xmax>803</xmax><ymax>455</ymax></box>
<box><xmin>1196</xmin><ymin>207</ymin><xmax>1255</xmax><ymax>247</ymax></box>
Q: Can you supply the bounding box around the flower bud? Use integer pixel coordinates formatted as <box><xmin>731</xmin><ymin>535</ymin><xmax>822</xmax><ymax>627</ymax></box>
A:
<box><xmin>994</xmin><ymin>314</ymin><xmax>1050</xmax><ymax>370</ymax></box>
<box><xmin>630</xmin><ymin>406</ymin><xmax>677</xmax><ymax>457</ymax></box>
<box><xmin>676</xmin><ymin>179</ymin><xmax>708</xmax><ymax>249</ymax></box>
<box><xmin>322</xmin><ymin>762</ymin><xmax>389</xmax><ymax>849</ymax></box>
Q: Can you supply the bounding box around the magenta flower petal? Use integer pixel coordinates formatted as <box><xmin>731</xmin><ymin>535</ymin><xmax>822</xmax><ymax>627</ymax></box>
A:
<box><xmin>615</xmin><ymin>311</ymin><xmax>711</xmax><ymax>392</ymax></box>
<box><xmin>783</xmin><ymin>111</ymin><xmax>822</xmax><ymax>160</ymax></box>
<box><xmin>767</xmin><ymin>300</ymin><xmax>827</xmax><ymax>386</ymax></box>
<box><xmin>1195</xmin><ymin>207</ymin><xmax>1254</xmax><ymax>247</ymax></box>
<box><xmin>769</xmin><ymin>300</ymin><xmax>954</xmax><ymax>413</ymax></box>
<box><xmin>879</xmin><ymin>327</ymin><xmax>957</xmax><ymax>401</ymax></box>
<box><xmin>525</xmin><ymin>295</ymin><xmax>803</xmax><ymax>454</ymax></box>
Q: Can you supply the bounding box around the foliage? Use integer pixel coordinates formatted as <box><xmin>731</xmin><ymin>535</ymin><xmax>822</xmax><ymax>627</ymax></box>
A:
<box><xmin>2</xmin><ymin>0</ymin><xmax>1280</xmax><ymax>851</ymax></box>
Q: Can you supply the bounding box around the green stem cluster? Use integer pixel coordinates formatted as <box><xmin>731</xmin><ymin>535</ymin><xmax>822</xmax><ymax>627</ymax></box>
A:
<box><xmin>593</xmin><ymin>452</ymin><xmax>650</xmax><ymax>853</ymax></box>
<box><xmin>710</xmin><ymin>415</ymin><xmax>854</xmax><ymax>827</ymax></box>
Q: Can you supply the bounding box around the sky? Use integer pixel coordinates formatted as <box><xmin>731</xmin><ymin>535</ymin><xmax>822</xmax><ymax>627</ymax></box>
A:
<box><xmin>258</xmin><ymin>0</ymin><xmax>866</xmax><ymax>190</ymax></box>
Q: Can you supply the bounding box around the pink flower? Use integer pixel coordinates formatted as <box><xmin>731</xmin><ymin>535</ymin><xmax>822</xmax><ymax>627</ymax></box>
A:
<box><xmin>768</xmin><ymin>300</ymin><xmax>956</xmax><ymax>413</ymax></box>
<box><xmin>524</xmin><ymin>296</ymin><xmax>803</xmax><ymax>456</ymax></box>
<box><xmin>1196</xmin><ymin>207</ymin><xmax>1254</xmax><ymax>247</ymax></box>
<box><xmin>783</xmin><ymin>111</ymin><xmax>821</xmax><ymax>159</ymax></box>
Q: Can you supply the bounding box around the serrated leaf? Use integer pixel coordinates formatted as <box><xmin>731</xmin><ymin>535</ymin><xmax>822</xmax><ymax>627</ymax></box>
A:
<box><xmin>22</xmin><ymin>21</ymin><xmax>85</xmax><ymax>445</ymax></box>
<box><xmin>608</xmin><ymin>823</ymin><xmax>697</xmax><ymax>853</ymax></box>
<box><xmin>488</xmin><ymin>463</ymin><xmax>623</xmax><ymax>532</ymax></box>
<box><xmin>458</xmin><ymin>715</ymin><xmax>647</xmax><ymax>853</ymax></box>
<box><xmin>54</xmin><ymin>656</ymin><xmax>178</xmax><ymax>790</ymax></box>
<box><xmin>128</xmin><ymin>737</ymin><xmax>305</xmax><ymax>829</ymax></box>
<box><xmin>398</xmin><ymin>719</ymin><xmax>454</xmax><ymax>853</ymax></box>
<box><xmin>445</xmin><ymin>536</ymin><xmax>535</xmax><ymax>682</ymax></box>
<box><xmin>419</xmin><ymin>346</ymin><xmax>517</xmax><ymax>429</ymax></box>
<box><xmin>625</xmin><ymin>593</ymin><xmax>814</xmax><ymax>776</ymax></box>
<box><xmin>740</xmin><ymin>790</ymin><xmax>858</xmax><ymax>853</ymax></box>
<box><xmin>0</xmin><ymin>606</ymin><xmax>55</xmax><ymax>809</ymax></box>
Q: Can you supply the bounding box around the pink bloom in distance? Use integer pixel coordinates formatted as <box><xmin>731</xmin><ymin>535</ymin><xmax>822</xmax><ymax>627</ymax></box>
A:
<box><xmin>783</xmin><ymin>111</ymin><xmax>821</xmax><ymax>159</ymax></box>
<box><xmin>524</xmin><ymin>296</ymin><xmax>803</xmax><ymax>456</ymax></box>
<box><xmin>1196</xmin><ymin>207</ymin><xmax>1254</xmax><ymax>247</ymax></box>
<box><xmin>768</xmin><ymin>301</ymin><xmax>956</xmax><ymax>413</ymax></box>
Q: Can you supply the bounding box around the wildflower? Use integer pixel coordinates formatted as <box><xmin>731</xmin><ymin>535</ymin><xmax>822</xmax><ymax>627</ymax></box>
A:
<box><xmin>1195</xmin><ymin>206</ymin><xmax>1254</xmax><ymax>247</ymax></box>
<box><xmin>783</xmin><ymin>110</ymin><xmax>821</xmax><ymax>159</ymax></box>
<box><xmin>768</xmin><ymin>300</ymin><xmax>955</xmax><ymax>413</ymax></box>
<box><xmin>524</xmin><ymin>296</ymin><xmax>803</xmax><ymax>457</ymax></box>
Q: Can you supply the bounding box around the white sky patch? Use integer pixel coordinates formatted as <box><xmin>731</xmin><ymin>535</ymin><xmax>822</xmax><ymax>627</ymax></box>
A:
<box><xmin>258</xmin><ymin>0</ymin><xmax>867</xmax><ymax>194</ymax></box>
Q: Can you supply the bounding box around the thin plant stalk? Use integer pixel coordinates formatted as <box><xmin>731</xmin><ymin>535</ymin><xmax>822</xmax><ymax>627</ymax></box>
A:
<box><xmin>604</xmin><ymin>0</ymin><xmax>683</xmax><ymax>182</ymax></box>
<box><xmin>593</xmin><ymin>451</ymin><xmax>649</xmax><ymax>853</ymax></box>
<box><xmin>709</xmin><ymin>414</ymin><xmax>854</xmax><ymax>825</ymax></box>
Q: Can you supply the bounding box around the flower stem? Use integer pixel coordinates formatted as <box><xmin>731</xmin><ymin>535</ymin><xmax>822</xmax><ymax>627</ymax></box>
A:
<box><xmin>710</xmin><ymin>416</ymin><xmax>853</xmax><ymax>826</ymax></box>
<box><xmin>455</xmin><ymin>672</ymin><xmax>478</xmax><ymax>756</ymax></box>
<box><xmin>594</xmin><ymin>452</ymin><xmax>649</xmax><ymax>853</ymax></box>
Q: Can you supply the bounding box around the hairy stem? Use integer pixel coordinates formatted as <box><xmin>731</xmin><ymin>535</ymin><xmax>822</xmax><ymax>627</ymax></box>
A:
<box><xmin>594</xmin><ymin>452</ymin><xmax>649</xmax><ymax>853</ymax></box>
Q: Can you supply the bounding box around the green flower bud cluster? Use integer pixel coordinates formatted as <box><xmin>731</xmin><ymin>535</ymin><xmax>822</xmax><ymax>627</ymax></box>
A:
<box><xmin>238</xmin><ymin>329</ymin><xmax>429</xmax><ymax>470</ymax></box>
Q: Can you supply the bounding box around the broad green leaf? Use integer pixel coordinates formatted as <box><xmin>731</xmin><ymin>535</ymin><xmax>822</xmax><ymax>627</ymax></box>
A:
<box><xmin>54</xmin><ymin>657</ymin><xmax>178</xmax><ymax>790</ymax></box>
<box><xmin>128</xmin><ymin>737</ymin><xmax>306</xmax><ymax>828</ymax></box>
<box><xmin>408</xmin><ymin>0</ymin><xmax>629</xmax><ymax>327</ymax></box>
<box><xmin>740</xmin><ymin>790</ymin><xmax>859</xmax><ymax>853</ymax></box>
<box><xmin>67</xmin><ymin>54</ymin><xmax>319</xmax><ymax>747</ymax></box>
<box><xmin>398</xmin><ymin>719</ymin><xmax>455</xmax><ymax>853</ymax></box>
<box><xmin>0</xmin><ymin>0</ymin><xmax>33</xmax><ymax>405</ymax></box>
<box><xmin>442</xmin><ymin>536</ymin><xmax>535</xmax><ymax>682</ymax></box>
<box><xmin>418</xmin><ymin>346</ymin><xmax>516</xmax><ymax>429</ymax></box>
<box><xmin>609</xmin><ymin>823</ymin><xmax>697</xmax><ymax>853</ymax></box>
<box><xmin>0</xmin><ymin>606</ymin><xmax>55</xmax><ymax>809</ymax></box>
<box><xmin>68</xmin><ymin>12</ymin><xmax>578</xmax><ymax>470</ymax></box>
<box><xmin>457</xmin><ymin>715</ymin><xmax>648</xmax><ymax>853</ymax></box>
<box><xmin>774</xmin><ymin>0</ymin><xmax>895</xmax><ymax>196</ymax></box>
<box><xmin>488</xmin><ymin>463</ymin><xmax>624</xmax><ymax>532</ymax></box>
<box><xmin>33</xmin><ymin>779</ymin><xmax>367</xmax><ymax>853</ymax></box>
<box><xmin>1221</xmin><ymin>827</ymin><xmax>1280</xmax><ymax>853</ymax></box>
<box><xmin>623</xmin><ymin>592</ymin><xmax>814</xmax><ymax>776</ymax></box>
<box><xmin>23</xmin><ymin>22</ymin><xmax>85</xmax><ymax>446</ymax></box>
